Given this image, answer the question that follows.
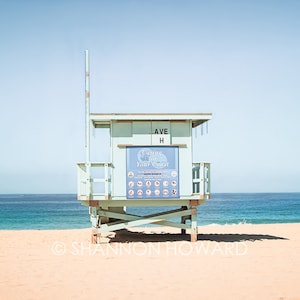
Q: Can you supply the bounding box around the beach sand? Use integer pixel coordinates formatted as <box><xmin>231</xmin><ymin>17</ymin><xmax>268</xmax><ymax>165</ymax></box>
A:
<box><xmin>0</xmin><ymin>223</ymin><xmax>299</xmax><ymax>300</ymax></box>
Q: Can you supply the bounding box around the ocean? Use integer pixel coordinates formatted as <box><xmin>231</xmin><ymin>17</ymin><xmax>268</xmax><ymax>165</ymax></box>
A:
<box><xmin>0</xmin><ymin>193</ymin><xmax>299</xmax><ymax>230</ymax></box>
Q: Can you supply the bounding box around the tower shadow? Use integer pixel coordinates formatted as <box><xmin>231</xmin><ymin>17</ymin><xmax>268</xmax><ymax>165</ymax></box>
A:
<box><xmin>109</xmin><ymin>229</ymin><xmax>288</xmax><ymax>243</ymax></box>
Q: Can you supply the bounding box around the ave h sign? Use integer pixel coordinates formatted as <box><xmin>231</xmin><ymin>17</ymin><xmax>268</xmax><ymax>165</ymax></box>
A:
<box><xmin>151</xmin><ymin>121</ymin><xmax>170</xmax><ymax>144</ymax></box>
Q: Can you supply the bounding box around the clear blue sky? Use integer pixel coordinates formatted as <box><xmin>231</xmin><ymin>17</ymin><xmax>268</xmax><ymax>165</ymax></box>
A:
<box><xmin>0</xmin><ymin>0</ymin><xmax>299</xmax><ymax>193</ymax></box>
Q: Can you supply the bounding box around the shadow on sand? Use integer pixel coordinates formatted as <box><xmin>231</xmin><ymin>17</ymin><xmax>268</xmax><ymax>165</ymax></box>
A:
<box><xmin>109</xmin><ymin>229</ymin><xmax>288</xmax><ymax>243</ymax></box>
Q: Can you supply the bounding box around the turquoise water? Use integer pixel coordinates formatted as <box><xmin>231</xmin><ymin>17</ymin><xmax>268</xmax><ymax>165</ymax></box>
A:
<box><xmin>0</xmin><ymin>193</ymin><xmax>299</xmax><ymax>230</ymax></box>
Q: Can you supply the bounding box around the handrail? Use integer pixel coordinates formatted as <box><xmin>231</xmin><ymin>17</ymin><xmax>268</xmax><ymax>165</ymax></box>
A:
<box><xmin>77</xmin><ymin>161</ymin><xmax>210</xmax><ymax>200</ymax></box>
<box><xmin>77</xmin><ymin>162</ymin><xmax>112</xmax><ymax>200</ymax></box>
<box><xmin>192</xmin><ymin>162</ymin><xmax>211</xmax><ymax>199</ymax></box>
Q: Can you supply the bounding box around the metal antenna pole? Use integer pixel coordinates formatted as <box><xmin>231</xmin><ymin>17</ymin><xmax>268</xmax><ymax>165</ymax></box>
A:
<box><xmin>85</xmin><ymin>49</ymin><xmax>91</xmax><ymax>197</ymax></box>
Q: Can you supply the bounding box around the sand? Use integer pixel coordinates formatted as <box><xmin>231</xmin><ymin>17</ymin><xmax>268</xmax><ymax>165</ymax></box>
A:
<box><xmin>0</xmin><ymin>223</ymin><xmax>299</xmax><ymax>300</ymax></box>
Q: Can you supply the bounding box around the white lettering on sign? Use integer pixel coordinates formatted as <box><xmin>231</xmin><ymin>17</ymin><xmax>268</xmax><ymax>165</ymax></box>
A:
<box><xmin>154</xmin><ymin>128</ymin><xmax>169</xmax><ymax>135</ymax></box>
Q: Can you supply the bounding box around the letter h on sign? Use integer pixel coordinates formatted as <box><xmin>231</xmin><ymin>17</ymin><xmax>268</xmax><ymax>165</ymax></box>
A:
<box><xmin>152</xmin><ymin>122</ymin><xmax>171</xmax><ymax>145</ymax></box>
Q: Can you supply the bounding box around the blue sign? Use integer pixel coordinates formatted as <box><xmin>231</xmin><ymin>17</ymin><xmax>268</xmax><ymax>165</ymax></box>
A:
<box><xmin>126</xmin><ymin>146</ymin><xmax>180</xmax><ymax>199</ymax></box>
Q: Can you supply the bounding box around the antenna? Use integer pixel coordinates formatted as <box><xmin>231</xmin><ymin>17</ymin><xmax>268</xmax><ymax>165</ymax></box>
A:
<box><xmin>85</xmin><ymin>49</ymin><xmax>90</xmax><ymax>161</ymax></box>
<box><xmin>85</xmin><ymin>49</ymin><xmax>91</xmax><ymax>197</ymax></box>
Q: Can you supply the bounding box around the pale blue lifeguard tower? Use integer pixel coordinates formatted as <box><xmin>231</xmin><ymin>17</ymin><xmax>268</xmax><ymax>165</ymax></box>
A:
<box><xmin>77</xmin><ymin>51</ymin><xmax>212</xmax><ymax>242</ymax></box>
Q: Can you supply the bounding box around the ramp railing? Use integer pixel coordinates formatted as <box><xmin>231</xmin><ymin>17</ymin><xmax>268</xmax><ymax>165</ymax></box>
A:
<box><xmin>192</xmin><ymin>162</ymin><xmax>211</xmax><ymax>199</ymax></box>
<box><xmin>77</xmin><ymin>162</ymin><xmax>112</xmax><ymax>200</ymax></box>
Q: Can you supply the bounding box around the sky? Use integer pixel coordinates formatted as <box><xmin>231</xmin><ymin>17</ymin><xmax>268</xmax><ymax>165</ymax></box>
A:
<box><xmin>0</xmin><ymin>0</ymin><xmax>299</xmax><ymax>193</ymax></box>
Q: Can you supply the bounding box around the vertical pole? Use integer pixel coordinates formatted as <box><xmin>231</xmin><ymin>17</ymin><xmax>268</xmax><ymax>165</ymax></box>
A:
<box><xmin>104</xmin><ymin>163</ymin><xmax>109</xmax><ymax>200</ymax></box>
<box><xmin>181</xmin><ymin>206</ymin><xmax>188</xmax><ymax>235</ymax></box>
<box><xmin>190</xmin><ymin>206</ymin><xmax>198</xmax><ymax>242</ymax></box>
<box><xmin>85</xmin><ymin>49</ymin><xmax>91</xmax><ymax>198</ymax></box>
<box><xmin>199</xmin><ymin>162</ymin><xmax>204</xmax><ymax>199</ymax></box>
<box><xmin>206</xmin><ymin>163</ymin><xmax>211</xmax><ymax>198</ymax></box>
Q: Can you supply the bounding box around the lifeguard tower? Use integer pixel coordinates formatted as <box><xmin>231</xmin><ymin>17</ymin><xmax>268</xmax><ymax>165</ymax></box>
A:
<box><xmin>77</xmin><ymin>51</ymin><xmax>212</xmax><ymax>242</ymax></box>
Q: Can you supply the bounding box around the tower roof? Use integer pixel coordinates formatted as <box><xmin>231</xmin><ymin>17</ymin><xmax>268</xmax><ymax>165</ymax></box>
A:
<box><xmin>90</xmin><ymin>113</ymin><xmax>212</xmax><ymax>128</ymax></box>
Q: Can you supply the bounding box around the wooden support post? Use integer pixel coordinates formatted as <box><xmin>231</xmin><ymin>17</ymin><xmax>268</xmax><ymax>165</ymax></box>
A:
<box><xmin>91</xmin><ymin>228</ymin><xmax>100</xmax><ymax>244</ymax></box>
<box><xmin>181</xmin><ymin>206</ymin><xmax>188</xmax><ymax>235</ymax></box>
<box><xmin>90</xmin><ymin>206</ymin><xmax>100</xmax><ymax>244</ymax></box>
<box><xmin>190</xmin><ymin>206</ymin><xmax>198</xmax><ymax>242</ymax></box>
